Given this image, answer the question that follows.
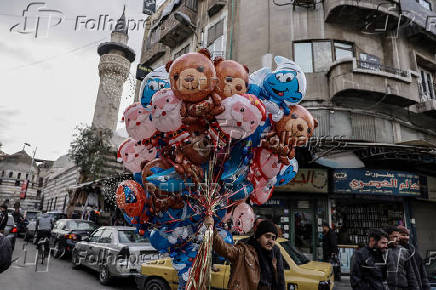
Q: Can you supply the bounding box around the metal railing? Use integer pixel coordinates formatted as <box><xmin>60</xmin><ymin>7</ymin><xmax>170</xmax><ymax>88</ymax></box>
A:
<box><xmin>356</xmin><ymin>60</ymin><xmax>409</xmax><ymax>78</ymax></box>
<box><xmin>417</xmin><ymin>83</ymin><xmax>436</xmax><ymax>102</ymax></box>
<box><xmin>210</xmin><ymin>50</ymin><xmax>224</xmax><ymax>60</ymax></box>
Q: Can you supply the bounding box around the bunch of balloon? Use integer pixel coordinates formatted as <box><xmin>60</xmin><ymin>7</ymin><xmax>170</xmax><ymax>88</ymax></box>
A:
<box><xmin>115</xmin><ymin>49</ymin><xmax>318</xmax><ymax>289</ymax></box>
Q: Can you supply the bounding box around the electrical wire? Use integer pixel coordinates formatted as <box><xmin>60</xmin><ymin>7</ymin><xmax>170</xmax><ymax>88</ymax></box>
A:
<box><xmin>6</xmin><ymin>37</ymin><xmax>108</xmax><ymax>72</ymax></box>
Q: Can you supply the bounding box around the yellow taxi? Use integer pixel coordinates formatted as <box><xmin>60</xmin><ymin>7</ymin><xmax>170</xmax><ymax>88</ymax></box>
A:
<box><xmin>136</xmin><ymin>236</ymin><xmax>334</xmax><ymax>290</ymax></box>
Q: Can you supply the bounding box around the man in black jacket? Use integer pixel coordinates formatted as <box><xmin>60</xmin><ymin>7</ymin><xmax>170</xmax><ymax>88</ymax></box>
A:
<box><xmin>0</xmin><ymin>204</ymin><xmax>8</xmax><ymax>233</ymax></box>
<box><xmin>351</xmin><ymin>229</ymin><xmax>388</xmax><ymax>290</ymax></box>
<box><xmin>397</xmin><ymin>225</ymin><xmax>430</xmax><ymax>290</ymax></box>
<box><xmin>385</xmin><ymin>226</ymin><xmax>419</xmax><ymax>290</ymax></box>
<box><xmin>322</xmin><ymin>222</ymin><xmax>338</xmax><ymax>261</ymax></box>
<box><xmin>322</xmin><ymin>222</ymin><xmax>341</xmax><ymax>281</ymax></box>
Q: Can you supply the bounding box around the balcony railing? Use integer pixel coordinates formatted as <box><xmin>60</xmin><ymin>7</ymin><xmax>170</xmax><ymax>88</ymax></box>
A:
<box><xmin>159</xmin><ymin>1</ymin><xmax>198</xmax><ymax>48</ymax></box>
<box><xmin>210</xmin><ymin>50</ymin><xmax>224</xmax><ymax>60</ymax></box>
<box><xmin>356</xmin><ymin>60</ymin><xmax>409</xmax><ymax>78</ymax></box>
<box><xmin>418</xmin><ymin>83</ymin><xmax>436</xmax><ymax>102</ymax></box>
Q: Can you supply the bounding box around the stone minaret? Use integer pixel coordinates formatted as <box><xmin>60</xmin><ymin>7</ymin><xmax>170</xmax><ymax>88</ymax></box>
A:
<box><xmin>92</xmin><ymin>7</ymin><xmax>136</xmax><ymax>132</ymax></box>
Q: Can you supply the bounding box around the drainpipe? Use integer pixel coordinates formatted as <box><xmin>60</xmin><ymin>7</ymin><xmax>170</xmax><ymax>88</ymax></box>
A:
<box><xmin>229</xmin><ymin>0</ymin><xmax>235</xmax><ymax>59</ymax></box>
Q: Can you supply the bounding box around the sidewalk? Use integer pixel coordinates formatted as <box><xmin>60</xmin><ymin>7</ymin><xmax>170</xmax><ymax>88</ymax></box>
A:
<box><xmin>334</xmin><ymin>276</ymin><xmax>352</xmax><ymax>290</ymax></box>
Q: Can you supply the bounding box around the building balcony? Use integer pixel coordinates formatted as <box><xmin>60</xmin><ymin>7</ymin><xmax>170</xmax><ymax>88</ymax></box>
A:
<box><xmin>412</xmin><ymin>83</ymin><xmax>436</xmax><ymax>118</ymax></box>
<box><xmin>327</xmin><ymin>58</ymin><xmax>419</xmax><ymax>107</ymax></box>
<box><xmin>324</xmin><ymin>0</ymin><xmax>402</xmax><ymax>31</ymax></box>
<box><xmin>159</xmin><ymin>2</ymin><xmax>198</xmax><ymax>48</ymax></box>
<box><xmin>142</xmin><ymin>42</ymin><xmax>167</xmax><ymax>66</ymax></box>
<box><xmin>400</xmin><ymin>1</ymin><xmax>436</xmax><ymax>52</ymax></box>
<box><xmin>208</xmin><ymin>0</ymin><xmax>226</xmax><ymax>17</ymax></box>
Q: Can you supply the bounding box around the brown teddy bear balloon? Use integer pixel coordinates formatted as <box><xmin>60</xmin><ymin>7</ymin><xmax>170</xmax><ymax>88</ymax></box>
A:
<box><xmin>261</xmin><ymin>105</ymin><xmax>318</xmax><ymax>164</ymax></box>
<box><xmin>166</xmin><ymin>48</ymin><xmax>224</xmax><ymax>132</ymax></box>
<box><xmin>214</xmin><ymin>57</ymin><xmax>249</xmax><ymax>99</ymax></box>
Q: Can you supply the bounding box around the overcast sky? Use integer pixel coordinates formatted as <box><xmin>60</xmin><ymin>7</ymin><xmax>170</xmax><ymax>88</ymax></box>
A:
<box><xmin>0</xmin><ymin>0</ymin><xmax>163</xmax><ymax>160</ymax></box>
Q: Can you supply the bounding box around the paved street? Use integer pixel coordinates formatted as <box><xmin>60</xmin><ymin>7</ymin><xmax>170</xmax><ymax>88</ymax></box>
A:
<box><xmin>1</xmin><ymin>237</ymin><xmax>352</xmax><ymax>290</ymax></box>
<box><xmin>0</xmin><ymin>237</ymin><xmax>137</xmax><ymax>290</ymax></box>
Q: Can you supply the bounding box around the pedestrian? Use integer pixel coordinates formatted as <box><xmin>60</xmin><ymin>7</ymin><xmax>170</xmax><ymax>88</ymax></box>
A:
<box><xmin>0</xmin><ymin>232</ymin><xmax>12</xmax><ymax>274</ymax></box>
<box><xmin>350</xmin><ymin>229</ymin><xmax>388</xmax><ymax>290</ymax></box>
<box><xmin>397</xmin><ymin>225</ymin><xmax>430</xmax><ymax>290</ymax></box>
<box><xmin>211</xmin><ymin>219</ymin><xmax>285</xmax><ymax>290</ymax></box>
<box><xmin>0</xmin><ymin>204</ymin><xmax>8</xmax><ymax>234</ymax></box>
<box><xmin>384</xmin><ymin>226</ymin><xmax>419</xmax><ymax>290</ymax></box>
<box><xmin>322</xmin><ymin>222</ymin><xmax>341</xmax><ymax>281</ymax></box>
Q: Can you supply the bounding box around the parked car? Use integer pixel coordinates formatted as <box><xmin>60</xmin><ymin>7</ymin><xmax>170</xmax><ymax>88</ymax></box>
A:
<box><xmin>425</xmin><ymin>254</ymin><xmax>436</xmax><ymax>289</ymax></box>
<box><xmin>23</xmin><ymin>210</ymin><xmax>40</xmax><ymax>221</ymax></box>
<box><xmin>51</xmin><ymin>219</ymin><xmax>97</xmax><ymax>258</ymax></box>
<box><xmin>72</xmin><ymin>226</ymin><xmax>161</xmax><ymax>285</ymax></box>
<box><xmin>4</xmin><ymin>214</ymin><xmax>18</xmax><ymax>250</ymax></box>
<box><xmin>136</xmin><ymin>236</ymin><xmax>334</xmax><ymax>290</ymax></box>
<box><xmin>47</xmin><ymin>211</ymin><xmax>67</xmax><ymax>222</ymax></box>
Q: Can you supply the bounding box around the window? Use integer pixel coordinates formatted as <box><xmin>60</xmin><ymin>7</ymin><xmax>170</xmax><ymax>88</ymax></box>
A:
<box><xmin>207</xmin><ymin>19</ymin><xmax>225</xmax><ymax>59</ymax></box>
<box><xmin>118</xmin><ymin>230</ymin><xmax>148</xmax><ymax>243</ymax></box>
<box><xmin>1</xmin><ymin>171</ymin><xmax>4</xmax><ymax>177</ymax></box>
<box><xmin>25</xmin><ymin>173</ymin><xmax>29</xmax><ymax>180</ymax></box>
<box><xmin>294</xmin><ymin>40</ymin><xmax>354</xmax><ymax>73</ymax></box>
<box><xmin>419</xmin><ymin>67</ymin><xmax>435</xmax><ymax>101</ymax></box>
<box><xmin>418</xmin><ymin>0</ymin><xmax>432</xmax><ymax>10</ymax></box>
<box><xmin>90</xmin><ymin>229</ymin><xmax>103</xmax><ymax>242</ymax></box>
<box><xmin>15</xmin><ymin>173</ymin><xmax>21</xmax><ymax>186</ymax></box>
<box><xmin>185</xmin><ymin>0</ymin><xmax>198</xmax><ymax>12</ymax></box>
<box><xmin>174</xmin><ymin>44</ymin><xmax>190</xmax><ymax>59</ymax></box>
<box><xmin>37</xmin><ymin>190</ymin><xmax>41</xmax><ymax>198</ymax></box>
<box><xmin>17</xmin><ymin>173</ymin><xmax>21</xmax><ymax>180</ymax></box>
<box><xmin>38</xmin><ymin>177</ymin><xmax>44</xmax><ymax>188</ymax></box>
<box><xmin>99</xmin><ymin>230</ymin><xmax>113</xmax><ymax>244</ymax></box>
<box><xmin>8</xmin><ymin>172</ymin><xmax>13</xmax><ymax>178</ymax></box>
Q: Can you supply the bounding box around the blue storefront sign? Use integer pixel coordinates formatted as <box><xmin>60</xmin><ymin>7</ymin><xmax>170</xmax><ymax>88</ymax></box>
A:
<box><xmin>333</xmin><ymin>169</ymin><xmax>426</xmax><ymax>196</ymax></box>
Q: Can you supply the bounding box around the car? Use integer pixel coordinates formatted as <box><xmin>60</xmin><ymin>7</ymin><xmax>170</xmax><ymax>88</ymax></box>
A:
<box><xmin>23</xmin><ymin>210</ymin><xmax>40</xmax><ymax>221</ymax></box>
<box><xmin>136</xmin><ymin>236</ymin><xmax>334</xmax><ymax>290</ymax></box>
<box><xmin>50</xmin><ymin>219</ymin><xmax>97</xmax><ymax>258</ymax></box>
<box><xmin>72</xmin><ymin>226</ymin><xmax>163</xmax><ymax>285</ymax></box>
<box><xmin>424</xmin><ymin>253</ymin><xmax>436</xmax><ymax>289</ymax></box>
<box><xmin>47</xmin><ymin>211</ymin><xmax>67</xmax><ymax>222</ymax></box>
<box><xmin>4</xmin><ymin>214</ymin><xmax>18</xmax><ymax>250</ymax></box>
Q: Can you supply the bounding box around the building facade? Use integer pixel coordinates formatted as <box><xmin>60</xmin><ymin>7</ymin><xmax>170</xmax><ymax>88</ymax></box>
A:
<box><xmin>136</xmin><ymin>0</ymin><xmax>436</xmax><ymax>260</ymax></box>
<box><xmin>0</xmin><ymin>150</ymin><xmax>46</xmax><ymax>210</ymax></box>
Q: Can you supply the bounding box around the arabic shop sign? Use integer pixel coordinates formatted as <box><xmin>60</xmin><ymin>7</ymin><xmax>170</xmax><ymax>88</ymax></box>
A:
<box><xmin>276</xmin><ymin>168</ymin><xmax>328</xmax><ymax>193</ymax></box>
<box><xmin>333</xmin><ymin>169</ymin><xmax>425</xmax><ymax>196</ymax></box>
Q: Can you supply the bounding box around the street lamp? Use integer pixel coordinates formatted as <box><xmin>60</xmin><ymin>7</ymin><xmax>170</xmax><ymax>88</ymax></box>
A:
<box><xmin>21</xmin><ymin>143</ymin><xmax>37</xmax><ymax>201</ymax></box>
<box><xmin>174</xmin><ymin>11</ymin><xmax>201</xmax><ymax>48</ymax></box>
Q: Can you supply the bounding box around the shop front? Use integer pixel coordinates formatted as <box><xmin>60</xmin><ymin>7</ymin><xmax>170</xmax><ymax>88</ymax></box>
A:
<box><xmin>252</xmin><ymin>168</ymin><xmax>329</xmax><ymax>260</ymax></box>
<box><xmin>330</xmin><ymin>168</ymin><xmax>427</xmax><ymax>273</ymax></box>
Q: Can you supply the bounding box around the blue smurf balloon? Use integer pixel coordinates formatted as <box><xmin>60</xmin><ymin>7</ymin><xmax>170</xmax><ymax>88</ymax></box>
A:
<box><xmin>249</xmin><ymin>56</ymin><xmax>306</xmax><ymax>122</ymax></box>
<box><xmin>140</xmin><ymin>66</ymin><xmax>170</xmax><ymax>107</ymax></box>
<box><xmin>275</xmin><ymin>157</ymin><xmax>299</xmax><ymax>186</ymax></box>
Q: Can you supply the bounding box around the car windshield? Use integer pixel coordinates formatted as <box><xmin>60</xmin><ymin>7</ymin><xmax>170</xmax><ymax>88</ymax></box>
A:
<box><xmin>118</xmin><ymin>230</ymin><xmax>148</xmax><ymax>243</ymax></box>
<box><xmin>26</xmin><ymin>212</ymin><xmax>38</xmax><ymax>220</ymax></box>
<box><xmin>67</xmin><ymin>220</ymin><xmax>96</xmax><ymax>230</ymax></box>
<box><xmin>279</xmin><ymin>241</ymin><xmax>310</xmax><ymax>265</ymax></box>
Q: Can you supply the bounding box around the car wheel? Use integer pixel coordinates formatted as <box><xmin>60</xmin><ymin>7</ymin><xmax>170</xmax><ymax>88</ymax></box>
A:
<box><xmin>53</xmin><ymin>241</ymin><xmax>65</xmax><ymax>259</ymax></box>
<box><xmin>144</xmin><ymin>278</ymin><xmax>170</xmax><ymax>290</ymax></box>
<box><xmin>99</xmin><ymin>265</ymin><xmax>111</xmax><ymax>285</ymax></box>
<box><xmin>71</xmin><ymin>249</ymin><xmax>81</xmax><ymax>270</ymax></box>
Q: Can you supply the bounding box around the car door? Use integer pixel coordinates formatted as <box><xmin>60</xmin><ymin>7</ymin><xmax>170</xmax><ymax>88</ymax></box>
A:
<box><xmin>96</xmin><ymin>229</ymin><xmax>115</xmax><ymax>267</ymax></box>
<box><xmin>85</xmin><ymin>228</ymin><xmax>104</xmax><ymax>270</ymax></box>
